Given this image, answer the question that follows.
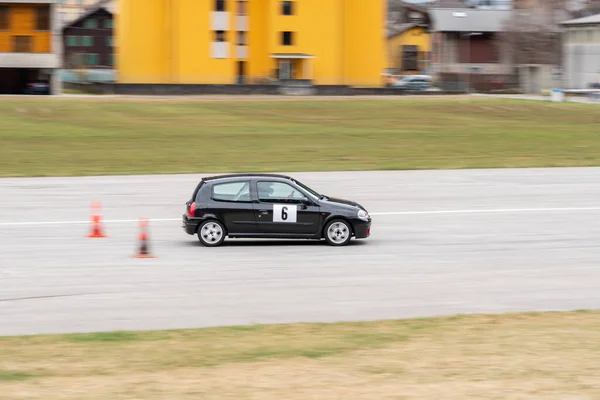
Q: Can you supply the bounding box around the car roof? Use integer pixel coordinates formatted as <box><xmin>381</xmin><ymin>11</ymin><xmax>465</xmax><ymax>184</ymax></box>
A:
<box><xmin>201</xmin><ymin>173</ymin><xmax>293</xmax><ymax>182</ymax></box>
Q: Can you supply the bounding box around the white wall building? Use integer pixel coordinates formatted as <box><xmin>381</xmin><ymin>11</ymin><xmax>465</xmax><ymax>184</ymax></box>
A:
<box><xmin>561</xmin><ymin>13</ymin><xmax>600</xmax><ymax>88</ymax></box>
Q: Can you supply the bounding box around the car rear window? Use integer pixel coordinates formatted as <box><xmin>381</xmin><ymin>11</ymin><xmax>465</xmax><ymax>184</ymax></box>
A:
<box><xmin>211</xmin><ymin>181</ymin><xmax>251</xmax><ymax>202</ymax></box>
<box><xmin>192</xmin><ymin>181</ymin><xmax>205</xmax><ymax>201</ymax></box>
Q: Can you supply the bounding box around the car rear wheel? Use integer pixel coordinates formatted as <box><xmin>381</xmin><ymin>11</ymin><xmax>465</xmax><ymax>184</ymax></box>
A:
<box><xmin>324</xmin><ymin>219</ymin><xmax>352</xmax><ymax>246</ymax></box>
<box><xmin>197</xmin><ymin>220</ymin><xmax>226</xmax><ymax>247</ymax></box>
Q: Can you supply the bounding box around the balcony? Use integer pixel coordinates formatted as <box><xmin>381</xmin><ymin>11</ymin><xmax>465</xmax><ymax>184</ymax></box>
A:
<box><xmin>236</xmin><ymin>15</ymin><xmax>248</xmax><ymax>31</ymax></box>
<box><xmin>211</xmin><ymin>11</ymin><xmax>229</xmax><ymax>31</ymax></box>
<box><xmin>236</xmin><ymin>45</ymin><xmax>248</xmax><ymax>59</ymax></box>
<box><xmin>211</xmin><ymin>42</ymin><xmax>229</xmax><ymax>59</ymax></box>
<box><xmin>0</xmin><ymin>52</ymin><xmax>60</xmax><ymax>69</ymax></box>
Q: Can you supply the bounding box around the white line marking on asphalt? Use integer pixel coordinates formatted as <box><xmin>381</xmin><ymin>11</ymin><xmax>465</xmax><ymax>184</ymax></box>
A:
<box><xmin>371</xmin><ymin>207</ymin><xmax>600</xmax><ymax>216</ymax></box>
<box><xmin>0</xmin><ymin>218</ymin><xmax>178</xmax><ymax>227</ymax></box>
<box><xmin>1</xmin><ymin>207</ymin><xmax>600</xmax><ymax>227</ymax></box>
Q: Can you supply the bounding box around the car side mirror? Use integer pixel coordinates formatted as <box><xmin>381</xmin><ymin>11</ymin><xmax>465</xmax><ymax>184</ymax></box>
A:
<box><xmin>299</xmin><ymin>197</ymin><xmax>311</xmax><ymax>207</ymax></box>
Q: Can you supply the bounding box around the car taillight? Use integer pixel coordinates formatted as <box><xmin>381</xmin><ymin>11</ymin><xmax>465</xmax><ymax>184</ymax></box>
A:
<box><xmin>188</xmin><ymin>202</ymin><xmax>196</xmax><ymax>217</ymax></box>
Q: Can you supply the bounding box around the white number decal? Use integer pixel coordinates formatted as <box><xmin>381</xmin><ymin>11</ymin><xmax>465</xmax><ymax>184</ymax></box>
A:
<box><xmin>273</xmin><ymin>204</ymin><xmax>297</xmax><ymax>223</ymax></box>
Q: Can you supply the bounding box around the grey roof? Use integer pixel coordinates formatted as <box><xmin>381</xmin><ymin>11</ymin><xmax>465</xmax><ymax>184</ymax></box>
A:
<box><xmin>387</xmin><ymin>23</ymin><xmax>421</xmax><ymax>38</ymax></box>
<box><xmin>428</xmin><ymin>0</ymin><xmax>470</xmax><ymax>8</ymax></box>
<box><xmin>430</xmin><ymin>8</ymin><xmax>512</xmax><ymax>31</ymax></box>
<box><xmin>560</xmin><ymin>12</ymin><xmax>600</xmax><ymax>25</ymax></box>
<box><xmin>388</xmin><ymin>0</ymin><xmax>430</xmax><ymax>14</ymax></box>
<box><xmin>61</xmin><ymin>5</ymin><xmax>112</xmax><ymax>31</ymax></box>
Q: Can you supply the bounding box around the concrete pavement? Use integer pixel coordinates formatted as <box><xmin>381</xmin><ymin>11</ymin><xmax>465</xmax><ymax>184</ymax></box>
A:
<box><xmin>1</xmin><ymin>168</ymin><xmax>600</xmax><ymax>336</ymax></box>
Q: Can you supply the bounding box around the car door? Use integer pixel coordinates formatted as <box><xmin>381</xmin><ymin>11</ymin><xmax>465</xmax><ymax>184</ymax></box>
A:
<box><xmin>406</xmin><ymin>77</ymin><xmax>417</xmax><ymax>90</ymax></box>
<box><xmin>254</xmin><ymin>180</ymin><xmax>322</xmax><ymax>235</ymax></box>
<box><xmin>208</xmin><ymin>180</ymin><xmax>257</xmax><ymax>234</ymax></box>
<box><xmin>411</xmin><ymin>78</ymin><xmax>422</xmax><ymax>90</ymax></box>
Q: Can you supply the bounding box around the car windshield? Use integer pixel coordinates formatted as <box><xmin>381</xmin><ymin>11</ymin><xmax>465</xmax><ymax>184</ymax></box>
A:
<box><xmin>292</xmin><ymin>179</ymin><xmax>323</xmax><ymax>199</ymax></box>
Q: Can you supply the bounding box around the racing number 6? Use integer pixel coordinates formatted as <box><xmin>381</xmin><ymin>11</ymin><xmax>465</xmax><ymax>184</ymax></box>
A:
<box><xmin>273</xmin><ymin>204</ymin><xmax>297</xmax><ymax>223</ymax></box>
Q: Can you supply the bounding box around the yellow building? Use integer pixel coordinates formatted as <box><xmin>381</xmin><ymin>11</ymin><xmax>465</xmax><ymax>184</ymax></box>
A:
<box><xmin>116</xmin><ymin>0</ymin><xmax>386</xmax><ymax>87</ymax></box>
<box><xmin>386</xmin><ymin>24</ymin><xmax>431</xmax><ymax>75</ymax></box>
<box><xmin>0</xmin><ymin>0</ymin><xmax>61</xmax><ymax>94</ymax></box>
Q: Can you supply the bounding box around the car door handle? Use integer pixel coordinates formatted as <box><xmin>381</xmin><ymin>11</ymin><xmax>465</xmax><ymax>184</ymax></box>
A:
<box><xmin>258</xmin><ymin>210</ymin><xmax>269</xmax><ymax>215</ymax></box>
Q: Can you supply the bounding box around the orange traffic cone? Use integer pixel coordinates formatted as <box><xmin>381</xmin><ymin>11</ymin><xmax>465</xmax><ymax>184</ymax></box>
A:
<box><xmin>87</xmin><ymin>202</ymin><xmax>107</xmax><ymax>238</ymax></box>
<box><xmin>134</xmin><ymin>218</ymin><xmax>155</xmax><ymax>258</ymax></box>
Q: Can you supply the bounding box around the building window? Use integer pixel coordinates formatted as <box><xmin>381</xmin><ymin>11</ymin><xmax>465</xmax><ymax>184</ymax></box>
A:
<box><xmin>401</xmin><ymin>45</ymin><xmax>419</xmax><ymax>70</ymax></box>
<box><xmin>408</xmin><ymin>11</ymin><xmax>423</xmax><ymax>23</ymax></box>
<box><xmin>215</xmin><ymin>30</ymin><xmax>226</xmax><ymax>42</ymax></box>
<box><xmin>105</xmin><ymin>19</ymin><xmax>113</xmax><ymax>29</ymax></box>
<box><xmin>84</xmin><ymin>19</ymin><xmax>97</xmax><ymax>29</ymax></box>
<box><xmin>237</xmin><ymin>0</ymin><xmax>247</xmax><ymax>15</ymax></box>
<box><xmin>13</xmin><ymin>36</ymin><xmax>33</xmax><ymax>52</ymax></box>
<box><xmin>236</xmin><ymin>31</ymin><xmax>246</xmax><ymax>45</ymax></box>
<box><xmin>36</xmin><ymin>5</ymin><xmax>50</xmax><ymax>30</ymax></box>
<box><xmin>66</xmin><ymin>35</ymin><xmax>78</xmax><ymax>46</ymax></box>
<box><xmin>106</xmin><ymin>36</ymin><xmax>113</xmax><ymax>46</ymax></box>
<box><xmin>215</xmin><ymin>0</ymin><xmax>226</xmax><ymax>12</ymax></box>
<box><xmin>281</xmin><ymin>31</ymin><xmax>293</xmax><ymax>46</ymax></box>
<box><xmin>0</xmin><ymin>5</ymin><xmax>10</xmax><ymax>30</ymax></box>
<box><xmin>282</xmin><ymin>1</ymin><xmax>294</xmax><ymax>15</ymax></box>
<box><xmin>82</xmin><ymin>36</ymin><xmax>93</xmax><ymax>46</ymax></box>
<box><xmin>109</xmin><ymin>54</ymin><xmax>114</xmax><ymax>66</ymax></box>
<box><xmin>73</xmin><ymin>53</ymin><xmax>85</xmax><ymax>65</ymax></box>
<box><xmin>87</xmin><ymin>53</ymin><xmax>99</xmax><ymax>65</ymax></box>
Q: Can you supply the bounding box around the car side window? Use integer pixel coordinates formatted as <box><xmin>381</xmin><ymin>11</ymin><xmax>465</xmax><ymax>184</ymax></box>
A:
<box><xmin>212</xmin><ymin>181</ymin><xmax>251</xmax><ymax>202</ymax></box>
<box><xmin>257</xmin><ymin>181</ymin><xmax>306</xmax><ymax>203</ymax></box>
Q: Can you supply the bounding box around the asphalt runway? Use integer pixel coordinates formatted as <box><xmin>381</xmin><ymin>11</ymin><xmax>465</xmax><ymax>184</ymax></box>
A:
<box><xmin>2</xmin><ymin>168</ymin><xmax>600</xmax><ymax>336</ymax></box>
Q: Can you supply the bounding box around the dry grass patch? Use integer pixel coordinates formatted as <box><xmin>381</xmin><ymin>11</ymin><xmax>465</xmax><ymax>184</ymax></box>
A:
<box><xmin>1</xmin><ymin>97</ymin><xmax>599</xmax><ymax>177</ymax></box>
<box><xmin>1</xmin><ymin>311</ymin><xmax>600</xmax><ymax>399</ymax></box>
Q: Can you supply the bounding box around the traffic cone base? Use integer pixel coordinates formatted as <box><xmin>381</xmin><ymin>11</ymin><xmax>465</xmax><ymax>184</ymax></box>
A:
<box><xmin>134</xmin><ymin>219</ymin><xmax>155</xmax><ymax>258</ymax></box>
<box><xmin>87</xmin><ymin>203</ymin><xmax>106</xmax><ymax>238</ymax></box>
<box><xmin>87</xmin><ymin>219</ymin><xmax>107</xmax><ymax>238</ymax></box>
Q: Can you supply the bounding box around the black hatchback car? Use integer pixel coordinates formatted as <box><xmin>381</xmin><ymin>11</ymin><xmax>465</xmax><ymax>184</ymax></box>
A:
<box><xmin>182</xmin><ymin>174</ymin><xmax>371</xmax><ymax>247</ymax></box>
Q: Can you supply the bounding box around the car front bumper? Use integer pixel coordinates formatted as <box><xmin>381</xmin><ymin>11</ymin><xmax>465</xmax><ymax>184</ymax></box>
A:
<box><xmin>352</xmin><ymin>218</ymin><xmax>372</xmax><ymax>239</ymax></box>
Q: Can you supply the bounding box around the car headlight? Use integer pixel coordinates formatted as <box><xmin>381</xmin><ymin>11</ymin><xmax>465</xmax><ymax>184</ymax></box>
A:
<box><xmin>357</xmin><ymin>209</ymin><xmax>369</xmax><ymax>220</ymax></box>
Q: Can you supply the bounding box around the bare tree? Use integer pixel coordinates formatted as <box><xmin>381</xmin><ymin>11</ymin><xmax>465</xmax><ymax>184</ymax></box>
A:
<box><xmin>496</xmin><ymin>2</ymin><xmax>570</xmax><ymax>65</ymax></box>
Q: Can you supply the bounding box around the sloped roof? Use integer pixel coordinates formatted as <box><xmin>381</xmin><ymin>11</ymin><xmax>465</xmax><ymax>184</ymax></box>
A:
<box><xmin>85</xmin><ymin>0</ymin><xmax>116</xmax><ymax>14</ymax></box>
<box><xmin>430</xmin><ymin>8</ymin><xmax>512</xmax><ymax>32</ymax></box>
<box><xmin>561</xmin><ymin>12</ymin><xmax>600</xmax><ymax>25</ymax></box>
<box><xmin>61</xmin><ymin>5</ymin><xmax>113</xmax><ymax>31</ymax></box>
<box><xmin>389</xmin><ymin>0</ymin><xmax>430</xmax><ymax>14</ymax></box>
<box><xmin>387</xmin><ymin>23</ymin><xmax>422</xmax><ymax>38</ymax></box>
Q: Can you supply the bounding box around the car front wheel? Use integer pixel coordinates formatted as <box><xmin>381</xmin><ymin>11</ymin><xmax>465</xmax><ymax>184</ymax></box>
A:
<box><xmin>324</xmin><ymin>219</ymin><xmax>352</xmax><ymax>246</ymax></box>
<box><xmin>197</xmin><ymin>220</ymin><xmax>226</xmax><ymax>247</ymax></box>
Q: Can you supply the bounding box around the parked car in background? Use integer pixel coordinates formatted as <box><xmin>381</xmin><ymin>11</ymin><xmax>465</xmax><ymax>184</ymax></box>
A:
<box><xmin>25</xmin><ymin>80</ymin><xmax>50</xmax><ymax>95</ymax></box>
<box><xmin>391</xmin><ymin>75</ymin><xmax>433</xmax><ymax>91</ymax></box>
